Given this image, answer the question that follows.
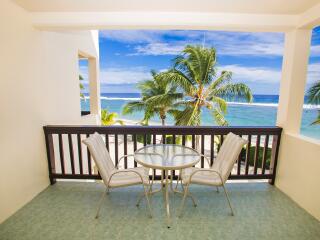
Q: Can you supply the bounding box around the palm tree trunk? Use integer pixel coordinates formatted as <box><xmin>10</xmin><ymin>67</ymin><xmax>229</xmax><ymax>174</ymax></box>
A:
<box><xmin>160</xmin><ymin>114</ymin><xmax>166</xmax><ymax>143</ymax></box>
<box><xmin>161</xmin><ymin>118</ymin><xmax>165</xmax><ymax>126</ymax></box>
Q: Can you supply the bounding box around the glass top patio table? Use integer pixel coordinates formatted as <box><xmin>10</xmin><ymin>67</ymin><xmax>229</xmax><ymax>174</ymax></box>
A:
<box><xmin>134</xmin><ymin>144</ymin><xmax>201</xmax><ymax>170</ymax></box>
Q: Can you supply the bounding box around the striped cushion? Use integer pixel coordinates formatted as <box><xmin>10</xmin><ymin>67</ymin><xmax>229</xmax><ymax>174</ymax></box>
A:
<box><xmin>82</xmin><ymin>132</ymin><xmax>116</xmax><ymax>185</ymax></box>
<box><xmin>182</xmin><ymin>132</ymin><xmax>247</xmax><ymax>186</ymax></box>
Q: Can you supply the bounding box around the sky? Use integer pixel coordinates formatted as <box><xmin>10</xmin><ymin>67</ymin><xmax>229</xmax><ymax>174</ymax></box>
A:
<box><xmin>80</xmin><ymin>27</ymin><xmax>320</xmax><ymax>95</ymax></box>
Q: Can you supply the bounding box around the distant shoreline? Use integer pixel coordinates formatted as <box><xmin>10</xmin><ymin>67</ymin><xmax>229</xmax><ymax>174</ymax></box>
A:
<box><xmin>82</xmin><ymin>94</ymin><xmax>320</xmax><ymax>109</ymax></box>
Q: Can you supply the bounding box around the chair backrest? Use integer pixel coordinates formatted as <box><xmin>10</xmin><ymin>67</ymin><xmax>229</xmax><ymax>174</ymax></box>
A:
<box><xmin>211</xmin><ymin>132</ymin><xmax>247</xmax><ymax>183</ymax></box>
<box><xmin>82</xmin><ymin>132</ymin><xmax>115</xmax><ymax>185</ymax></box>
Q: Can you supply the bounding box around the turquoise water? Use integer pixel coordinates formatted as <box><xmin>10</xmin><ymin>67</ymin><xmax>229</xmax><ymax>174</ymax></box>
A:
<box><xmin>81</xmin><ymin>93</ymin><xmax>320</xmax><ymax>140</ymax></box>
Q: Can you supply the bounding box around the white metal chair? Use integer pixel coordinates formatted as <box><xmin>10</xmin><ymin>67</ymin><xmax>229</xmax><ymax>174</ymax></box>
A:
<box><xmin>178</xmin><ymin>132</ymin><xmax>247</xmax><ymax>217</ymax></box>
<box><xmin>82</xmin><ymin>132</ymin><xmax>153</xmax><ymax>218</ymax></box>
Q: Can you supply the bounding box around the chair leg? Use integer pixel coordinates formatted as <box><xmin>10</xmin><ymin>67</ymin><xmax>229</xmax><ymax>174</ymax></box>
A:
<box><xmin>143</xmin><ymin>184</ymin><xmax>153</xmax><ymax>218</ymax></box>
<box><xmin>95</xmin><ymin>189</ymin><xmax>108</xmax><ymax>219</ymax></box>
<box><xmin>178</xmin><ymin>183</ymin><xmax>190</xmax><ymax>218</ymax></box>
<box><xmin>188</xmin><ymin>192</ymin><xmax>197</xmax><ymax>207</ymax></box>
<box><xmin>221</xmin><ymin>183</ymin><xmax>234</xmax><ymax>216</ymax></box>
<box><xmin>136</xmin><ymin>192</ymin><xmax>144</xmax><ymax>207</ymax></box>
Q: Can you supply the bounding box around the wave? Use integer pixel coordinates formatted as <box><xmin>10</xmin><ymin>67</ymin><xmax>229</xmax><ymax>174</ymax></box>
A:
<box><xmin>227</xmin><ymin>102</ymin><xmax>320</xmax><ymax>109</ymax></box>
<box><xmin>83</xmin><ymin>96</ymin><xmax>320</xmax><ymax>109</ymax></box>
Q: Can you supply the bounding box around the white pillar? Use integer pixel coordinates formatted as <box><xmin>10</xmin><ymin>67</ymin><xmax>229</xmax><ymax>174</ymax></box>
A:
<box><xmin>277</xmin><ymin>29</ymin><xmax>312</xmax><ymax>134</ymax></box>
<box><xmin>88</xmin><ymin>57</ymin><xmax>101</xmax><ymax>116</ymax></box>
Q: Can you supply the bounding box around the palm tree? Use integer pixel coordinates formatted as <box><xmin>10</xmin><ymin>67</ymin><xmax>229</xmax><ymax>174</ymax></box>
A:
<box><xmin>159</xmin><ymin>45</ymin><xmax>253</xmax><ymax>126</ymax></box>
<box><xmin>307</xmin><ymin>80</ymin><xmax>320</xmax><ymax>125</ymax></box>
<box><xmin>122</xmin><ymin>70</ymin><xmax>183</xmax><ymax>125</ymax></box>
<box><xmin>101</xmin><ymin>109</ymin><xmax>124</xmax><ymax>126</ymax></box>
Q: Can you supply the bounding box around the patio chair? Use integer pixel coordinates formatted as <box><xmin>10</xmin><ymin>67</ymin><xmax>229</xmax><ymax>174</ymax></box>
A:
<box><xmin>178</xmin><ymin>132</ymin><xmax>247</xmax><ymax>217</ymax></box>
<box><xmin>83</xmin><ymin>132</ymin><xmax>153</xmax><ymax>218</ymax></box>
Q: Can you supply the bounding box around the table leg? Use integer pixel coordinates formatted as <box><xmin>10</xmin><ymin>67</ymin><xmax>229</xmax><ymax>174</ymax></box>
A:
<box><xmin>164</xmin><ymin>170</ymin><xmax>171</xmax><ymax>228</ymax></box>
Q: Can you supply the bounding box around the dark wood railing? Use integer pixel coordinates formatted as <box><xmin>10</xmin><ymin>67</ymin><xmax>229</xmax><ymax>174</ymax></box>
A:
<box><xmin>44</xmin><ymin>125</ymin><xmax>282</xmax><ymax>185</ymax></box>
<box><xmin>81</xmin><ymin>111</ymin><xmax>90</xmax><ymax>116</ymax></box>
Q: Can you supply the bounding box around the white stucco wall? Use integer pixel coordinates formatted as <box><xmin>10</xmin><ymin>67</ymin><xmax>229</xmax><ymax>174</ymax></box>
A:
<box><xmin>276</xmin><ymin>134</ymin><xmax>320</xmax><ymax>220</ymax></box>
<box><xmin>0</xmin><ymin>0</ymin><xmax>99</xmax><ymax>223</ymax></box>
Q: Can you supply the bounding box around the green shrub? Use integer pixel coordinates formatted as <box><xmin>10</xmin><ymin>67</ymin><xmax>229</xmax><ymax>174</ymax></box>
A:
<box><xmin>165</xmin><ymin>135</ymin><xmax>182</xmax><ymax>144</ymax></box>
<box><xmin>136</xmin><ymin>134</ymin><xmax>152</xmax><ymax>144</ymax></box>
<box><xmin>240</xmin><ymin>146</ymin><xmax>272</xmax><ymax>169</ymax></box>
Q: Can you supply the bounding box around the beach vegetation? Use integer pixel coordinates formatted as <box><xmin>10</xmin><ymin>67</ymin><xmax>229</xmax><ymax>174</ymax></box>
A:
<box><xmin>307</xmin><ymin>80</ymin><xmax>320</xmax><ymax>125</ymax></box>
<box><xmin>79</xmin><ymin>74</ymin><xmax>85</xmax><ymax>100</ymax></box>
<box><xmin>101</xmin><ymin>109</ymin><xmax>124</xmax><ymax>126</ymax></box>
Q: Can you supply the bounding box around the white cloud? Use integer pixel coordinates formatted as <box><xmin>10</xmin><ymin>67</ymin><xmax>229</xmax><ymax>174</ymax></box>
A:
<box><xmin>219</xmin><ymin>65</ymin><xmax>281</xmax><ymax>84</ymax></box>
<box><xmin>120</xmin><ymin>30</ymin><xmax>285</xmax><ymax>57</ymax></box>
<box><xmin>130</xmin><ymin>43</ymin><xmax>184</xmax><ymax>56</ymax></box>
<box><xmin>100</xmin><ymin>67</ymin><xmax>151</xmax><ymax>84</ymax></box>
<box><xmin>307</xmin><ymin>62</ymin><xmax>320</xmax><ymax>84</ymax></box>
<box><xmin>310</xmin><ymin>45</ymin><xmax>320</xmax><ymax>57</ymax></box>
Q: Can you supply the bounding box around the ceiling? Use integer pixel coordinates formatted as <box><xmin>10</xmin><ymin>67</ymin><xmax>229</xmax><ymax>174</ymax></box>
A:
<box><xmin>14</xmin><ymin>0</ymin><xmax>320</xmax><ymax>15</ymax></box>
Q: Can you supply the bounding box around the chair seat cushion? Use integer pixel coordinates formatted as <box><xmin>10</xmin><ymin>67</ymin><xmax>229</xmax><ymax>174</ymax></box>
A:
<box><xmin>181</xmin><ymin>167</ymin><xmax>222</xmax><ymax>186</ymax></box>
<box><xmin>108</xmin><ymin>167</ymin><xmax>149</xmax><ymax>187</ymax></box>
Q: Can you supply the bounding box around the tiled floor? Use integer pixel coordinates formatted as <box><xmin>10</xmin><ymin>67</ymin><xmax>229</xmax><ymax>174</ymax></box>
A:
<box><xmin>0</xmin><ymin>182</ymin><xmax>319</xmax><ymax>240</ymax></box>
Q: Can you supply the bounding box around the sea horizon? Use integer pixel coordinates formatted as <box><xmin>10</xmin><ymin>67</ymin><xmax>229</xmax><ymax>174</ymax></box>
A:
<box><xmin>81</xmin><ymin>92</ymin><xmax>320</xmax><ymax>139</ymax></box>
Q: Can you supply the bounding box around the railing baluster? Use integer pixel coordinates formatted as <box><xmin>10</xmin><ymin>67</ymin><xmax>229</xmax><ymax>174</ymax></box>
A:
<box><xmin>220</xmin><ymin>135</ymin><xmax>224</xmax><ymax>148</ymax></box>
<box><xmin>201</xmin><ymin>135</ymin><xmax>205</xmax><ymax>168</ymax></box>
<box><xmin>58</xmin><ymin>134</ymin><xmax>65</xmax><ymax>174</ymax></box>
<box><xmin>182</xmin><ymin>135</ymin><xmax>186</xmax><ymax>146</ymax></box>
<box><xmin>105</xmin><ymin>134</ymin><xmax>109</xmax><ymax>151</ymax></box>
<box><xmin>237</xmin><ymin>134</ymin><xmax>243</xmax><ymax>175</ymax></box>
<box><xmin>210</xmin><ymin>134</ymin><xmax>214</xmax><ymax>166</ymax></box>
<box><xmin>192</xmin><ymin>135</ymin><xmax>195</xmax><ymax>149</ymax></box>
<box><xmin>143</xmin><ymin>134</ymin><xmax>147</xmax><ymax>146</ymax></box>
<box><xmin>261</xmin><ymin>135</ymin><xmax>269</xmax><ymax>174</ymax></box>
<box><xmin>270</xmin><ymin>134</ymin><xmax>281</xmax><ymax>185</ymax></box>
<box><xmin>153</xmin><ymin>134</ymin><xmax>156</xmax><ymax>144</ymax></box>
<box><xmin>253</xmin><ymin>135</ymin><xmax>260</xmax><ymax>174</ymax></box>
<box><xmin>68</xmin><ymin>134</ymin><xmax>75</xmax><ymax>174</ymax></box>
<box><xmin>45</xmin><ymin>133</ymin><xmax>56</xmax><ymax>184</ymax></box>
<box><xmin>115</xmin><ymin>134</ymin><xmax>119</xmax><ymax>166</ymax></box>
<box><xmin>245</xmin><ymin>135</ymin><xmax>252</xmax><ymax>175</ymax></box>
<box><xmin>77</xmin><ymin>134</ymin><xmax>83</xmax><ymax>175</ymax></box>
<box><xmin>162</xmin><ymin>134</ymin><xmax>166</xmax><ymax>144</ymax></box>
<box><xmin>86</xmin><ymin>134</ymin><xmax>92</xmax><ymax>175</ymax></box>
<box><xmin>133</xmin><ymin>134</ymin><xmax>138</xmax><ymax>167</ymax></box>
<box><xmin>124</xmin><ymin>134</ymin><xmax>128</xmax><ymax>169</ymax></box>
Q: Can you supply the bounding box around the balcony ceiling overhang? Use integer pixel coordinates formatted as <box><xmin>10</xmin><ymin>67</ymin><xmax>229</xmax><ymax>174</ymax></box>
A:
<box><xmin>13</xmin><ymin>0</ymin><xmax>320</xmax><ymax>31</ymax></box>
<box><xmin>13</xmin><ymin>0</ymin><xmax>320</xmax><ymax>15</ymax></box>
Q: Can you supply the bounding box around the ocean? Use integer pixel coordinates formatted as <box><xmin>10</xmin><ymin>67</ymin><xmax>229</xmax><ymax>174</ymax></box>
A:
<box><xmin>81</xmin><ymin>93</ymin><xmax>320</xmax><ymax>140</ymax></box>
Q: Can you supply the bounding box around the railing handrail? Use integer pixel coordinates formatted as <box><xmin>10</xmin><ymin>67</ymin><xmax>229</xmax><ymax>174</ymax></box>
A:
<box><xmin>44</xmin><ymin>125</ymin><xmax>282</xmax><ymax>135</ymax></box>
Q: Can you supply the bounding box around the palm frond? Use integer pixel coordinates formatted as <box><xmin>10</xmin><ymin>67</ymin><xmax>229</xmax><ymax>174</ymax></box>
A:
<box><xmin>215</xmin><ymin>83</ymin><xmax>253</xmax><ymax>102</ymax></box>
<box><xmin>211</xmin><ymin>96</ymin><xmax>228</xmax><ymax>114</ymax></box>
<box><xmin>307</xmin><ymin>81</ymin><xmax>320</xmax><ymax>104</ymax></box>
<box><xmin>212</xmin><ymin>109</ymin><xmax>229</xmax><ymax>126</ymax></box>
<box><xmin>122</xmin><ymin>101</ymin><xmax>146</xmax><ymax>115</ymax></box>
<box><xmin>311</xmin><ymin>111</ymin><xmax>320</xmax><ymax>125</ymax></box>
<box><xmin>158</xmin><ymin>70</ymin><xmax>196</xmax><ymax>95</ymax></box>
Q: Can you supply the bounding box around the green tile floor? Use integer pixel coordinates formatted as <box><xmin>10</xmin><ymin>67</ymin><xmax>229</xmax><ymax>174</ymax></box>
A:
<box><xmin>0</xmin><ymin>182</ymin><xmax>319</xmax><ymax>240</ymax></box>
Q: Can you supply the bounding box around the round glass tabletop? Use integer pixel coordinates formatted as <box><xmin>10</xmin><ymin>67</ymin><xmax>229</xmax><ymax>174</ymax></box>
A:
<box><xmin>134</xmin><ymin>144</ymin><xmax>200</xmax><ymax>170</ymax></box>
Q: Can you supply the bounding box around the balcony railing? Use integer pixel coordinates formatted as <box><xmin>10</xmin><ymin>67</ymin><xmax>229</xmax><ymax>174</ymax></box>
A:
<box><xmin>43</xmin><ymin>125</ymin><xmax>282</xmax><ymax>185</ymax></box>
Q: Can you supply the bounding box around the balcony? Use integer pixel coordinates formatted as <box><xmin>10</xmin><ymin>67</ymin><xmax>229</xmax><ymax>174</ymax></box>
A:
<box><xmin>2</xmin><ymin>125</ymin><xmax>319</xmax><ymax>238</ymax></box>
<box><xmin>0</xmin><ymin>181</ymin><xmax>319</xmax><ymax>239</ymax></box>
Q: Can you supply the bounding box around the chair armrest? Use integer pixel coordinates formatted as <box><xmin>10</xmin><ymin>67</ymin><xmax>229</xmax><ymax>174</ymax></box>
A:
<box><xmin>198</xmin><ymin>153</ymin><xmax>212</xmax><ymax>167</ymax></box>
<box><xmin>107</xmin><ymin>169</ymin><xmax>147</xmax><ymax>186</ymax></box>
<box><xmin>116</xmin><ymin>154</ymin><xmax>135</xmax><ymax>169</ymax></box>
